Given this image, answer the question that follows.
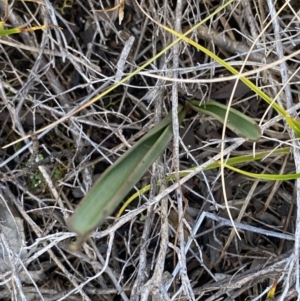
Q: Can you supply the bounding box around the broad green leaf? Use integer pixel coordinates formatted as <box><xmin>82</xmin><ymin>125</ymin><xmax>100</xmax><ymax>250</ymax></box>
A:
<box><xmin>68</xmin><ymin>106</ymin><xmax>186</xmax><ymax>245</ymax></box>
<box><xmin>188</xmin><ymin>100</ymin><xmax>261</xmax><ymax>141</ymax></box>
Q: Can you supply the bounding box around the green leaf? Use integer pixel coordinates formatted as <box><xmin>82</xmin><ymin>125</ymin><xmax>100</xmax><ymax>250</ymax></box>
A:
<box><xmin>117</xmin><ymin>147</ymin><xmax>291</xmax><ymax>217</ymax></box>
<box><xmin>222</xmin><ymin>163</ymin><xmax>300</xmax><ymax>181</ymax></box>
<box><xmin>0</xmin><ymin>25</ymin><xmax>47</xmax><ymax>36</ymax></box>
<box><xmin>166</xmin><ymin>24</ymin><xmax>300</xmax><ymax>137</ymax></box>
<box><xmin>188</xmin><ymin>100</ymin><xmax>261</xmax><ymax>141</ymax></box>
<box><xmin>286</xmin><ymin>115</ymin><xmax>300</xmax><ymax>137</ymax></box>
<box><xmin>67</xmin><ymin>106</ymin><xmax>186</xmax><ymax>245</ymax></box>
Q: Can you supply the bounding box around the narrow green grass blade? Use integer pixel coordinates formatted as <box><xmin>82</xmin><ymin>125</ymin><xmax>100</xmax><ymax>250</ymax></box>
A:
<box><xmin>116</xmin><ymin>147</ymin><xmax>291</xmax><ymax>217</ymax></box>
<box><xmin>286</xmin><ymin>116</ymin><xmax>300</xmax><ymax>137</ymax></box>
<box><xmin>0</xmin><ymin>25</ymin><xmax>46</xmax><ymax>36</ymax></box>
<box><xmin>163</xmin><ymin>24</ymin><xmax>300</xmax><ymax>137</ymax></box>
<box><xmin>68</xmin><ymin>106</ymin><xmax>186</xmax><ymax>243</ymax></box>
<box><xmin>222</xmin><ymin>163</ymin><xmax>300</xmax><ymax>181</ymax></box>
<box><xmin>188</xmin><ymin>100</ymin><xmax>261</xmax><ymax>141</ymax></box>
<box><xmin>0</xmin><ymin>28</ymin><xmax>24</xmax><ymax>35</ymax></box>
<box><xmin>187</xmin><ymin>147</ymin><xmax>291</xmax><ymax>173</ymax></box>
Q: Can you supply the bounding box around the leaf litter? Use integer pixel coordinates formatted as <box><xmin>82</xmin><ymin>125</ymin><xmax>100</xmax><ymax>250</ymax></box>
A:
<box><xmin>0</xmin><ymin>0</ymin><xmax>299</xmax><ymax>300</ymax></box>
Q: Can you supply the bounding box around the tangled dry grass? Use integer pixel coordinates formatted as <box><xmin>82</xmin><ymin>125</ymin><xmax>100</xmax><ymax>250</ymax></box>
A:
<box><xmin>0</xmin><ymin>0</ymin><xmax>300</xmax><ymax>300</ymax></box>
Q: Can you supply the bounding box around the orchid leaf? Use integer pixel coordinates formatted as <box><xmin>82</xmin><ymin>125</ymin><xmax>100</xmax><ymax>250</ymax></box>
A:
<box><xmin>188</xmin><ymin>100</ymin><xmax>261</xmax><ymax>141</ymax></box>
<box><xmin>68</xmin><ymin>106</ymin><xmax>186</xmax><ymax>245</ymax></box>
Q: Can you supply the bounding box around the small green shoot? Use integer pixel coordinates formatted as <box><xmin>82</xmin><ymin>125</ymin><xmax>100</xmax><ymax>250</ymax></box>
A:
<box><xmin>0</xmin><ymin>0</ymin><xmax>47</xmax><ymax>37</ymax></box>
